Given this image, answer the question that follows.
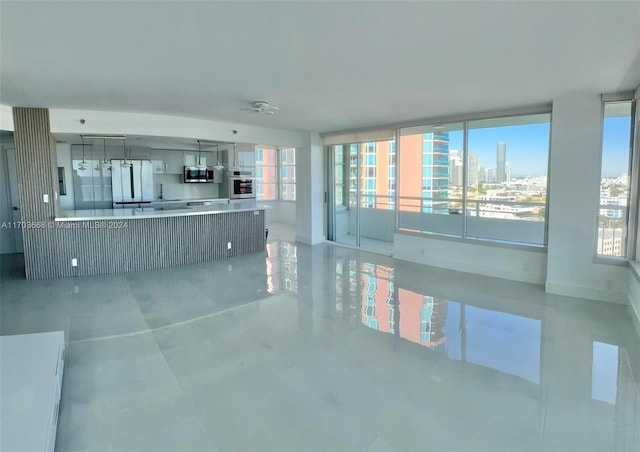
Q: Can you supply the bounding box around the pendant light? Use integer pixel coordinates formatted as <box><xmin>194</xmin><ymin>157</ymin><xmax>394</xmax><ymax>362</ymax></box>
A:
<box><xmin>214</xmin><ymin>144</ymin><xmax>224</xmax><ymax>169</ymax></box>
<box><xmin>121</xmin><ymin>138</ymin><xmax>131</xmax><ymax>168</ymax></box>
<box><xmin>101</xmin><ymin>138</ymin><xmax>111</xmax><ymax>169</ymax></box>
<box><xmin>78</xmin><ymin>136</ymin><xmax>88</xmax><ymax>170</ymax></box>
<box><xmin>196</xmin><ymin>140</ymin><xmax>206</xmax><ymax>170</ymax></box>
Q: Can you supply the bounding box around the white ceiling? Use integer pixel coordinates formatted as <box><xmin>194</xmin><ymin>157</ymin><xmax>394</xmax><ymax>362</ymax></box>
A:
<box><xmin>1</xmin><ymin>1</ymin><xmax>639</xmax><ymax>133</ymax></box>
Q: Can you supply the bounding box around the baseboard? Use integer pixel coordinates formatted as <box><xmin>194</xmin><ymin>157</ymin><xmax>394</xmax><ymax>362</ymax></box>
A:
<box><xmin>545</xmin><ymin>280</ymin><xmax>627</xmax><ymax>304</ymax></box>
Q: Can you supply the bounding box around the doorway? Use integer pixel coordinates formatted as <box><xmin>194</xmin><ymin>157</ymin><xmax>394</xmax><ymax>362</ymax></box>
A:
<box><xmin>1</xmin><ymin>131</ymin><xmax>23</xmax><ymax>254</ymax></box>
<box><xmin>327</xmin><ymin>139</ymin><xmax>396</xmax><ymax>255</ymax></box>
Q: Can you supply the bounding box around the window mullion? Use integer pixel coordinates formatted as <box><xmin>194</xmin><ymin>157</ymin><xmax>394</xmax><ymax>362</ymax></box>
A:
<box><xmin>462</xmin><ymin>121</ymin><xmax>468</xmax><ymax>239</ymax></box>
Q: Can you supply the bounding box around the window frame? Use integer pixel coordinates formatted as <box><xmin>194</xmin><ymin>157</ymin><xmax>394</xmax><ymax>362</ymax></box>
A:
<box><xmin>255</xmin><ymin>146</ymin><xmax>297</xmax><ymax>202</ymax></box>
<box><xmin>594</xmin><ymin>94</ymin><xmax>637</xmax><ymax>263</ymax></box>
<box><xmin>396</xmin><ymin>111</ymin><xmax>552</xmax><ymax>247</ymax></box>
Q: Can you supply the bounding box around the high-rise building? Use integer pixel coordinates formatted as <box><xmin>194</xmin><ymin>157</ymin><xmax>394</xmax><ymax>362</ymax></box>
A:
<box><xmin>496</xmin><ymin>141</ymin><xmax>506</xmax><ymax>183</ymax></box>
<box><xmin>398</xmin><ymin>132</ymin><xmax>450</xmax><ymax>213</ymax></box>
<box><xmin>421</xmin><ymin>132</ymin><xmax>450</xmax><ymax>213</ymax></box>
<box><xmin>485</xmin><ymin>167</ymin><xmax>493</xmax><ymax>182</ymax></box>
<box><xmin>448</xmin><ymin>150</ymin><xmax>463</xmax><ymax>186</ymax></box>
<box><xmin>505</xmin><ymin>162</ymin><xmax>511</xmax><ymax>182</ymax></box>
<box><xmin>468</xmin><ymin>151</ymin><xmax>479</xmax><ymax>188</ymax></box>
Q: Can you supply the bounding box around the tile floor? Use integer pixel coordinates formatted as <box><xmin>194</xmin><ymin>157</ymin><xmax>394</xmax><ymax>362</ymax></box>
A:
<box><xmin>1</xmin><ymin>234</ymin><xmax>639</xmax><ymax>451</ymax></box>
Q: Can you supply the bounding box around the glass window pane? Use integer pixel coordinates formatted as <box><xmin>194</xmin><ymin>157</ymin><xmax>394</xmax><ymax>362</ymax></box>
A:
<box><xmin>398</xmin><ymin>123</ymin><xmax>464</xmax><ymax>236</ymax></box>
<box><xmin>597</xmin><ymin>101</ymin><xmax>632</xmax><ymax>257</ymax></box>
<box><xmin>466</xmin><ymin>113</ymin><xmax>550</xmax><ymax>245</ymax></box>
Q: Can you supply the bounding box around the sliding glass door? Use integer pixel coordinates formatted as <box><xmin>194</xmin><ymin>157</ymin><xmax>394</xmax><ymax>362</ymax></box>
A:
<box><xmin>328</xmin><ymin>139</ymin><xmax>396</xmax><ymax>253</ymax></box>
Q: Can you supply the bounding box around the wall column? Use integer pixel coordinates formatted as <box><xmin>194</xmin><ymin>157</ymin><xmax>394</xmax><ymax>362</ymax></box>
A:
<box><xmin>296</xmin><ymin>131</ymin><xmax>324</xmax><ymax>245</ymax></box>
<box><xmin>545</xmin><ymin>93</ymin><xmax>628</xmax><ymax>303</ymax></box>
<box><xmin>12</xmin><ymin>108</ymin><xmax>59</xmax><ymax>278</ymax></box>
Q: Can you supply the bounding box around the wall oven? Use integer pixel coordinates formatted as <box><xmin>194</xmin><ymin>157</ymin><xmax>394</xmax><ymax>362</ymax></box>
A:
<box><xmin>228</xmin><ymin>169</ymin><xmax>255</xmax><ymax>199</ymax></box>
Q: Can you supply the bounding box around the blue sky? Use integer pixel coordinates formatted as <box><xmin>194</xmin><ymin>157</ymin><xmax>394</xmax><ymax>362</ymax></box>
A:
<box><xmin>447</xmin><ymin>117</ymin><xmax>631</xmax><ymax>178</ymax></box>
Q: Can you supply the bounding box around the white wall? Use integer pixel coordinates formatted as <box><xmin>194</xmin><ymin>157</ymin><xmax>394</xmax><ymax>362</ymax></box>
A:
<box><xmin>545</xmin><ymin>92</ymin><xmax>628</xmax><ymax>304</ymax></box>
<box><xmin>296</xmin><ymin>132</ymin><xmax>324</xmax><ymax>245</ymax></box>
<box><xmin>263</xmin><ymin>201</ymin><xmax>296</xmax><ymax>226</ymax></box>
<box><xmin>0</xmin><ymin>105</ymin><xmax>14</xmax><ymax>131</ymax></box>
<box><xmin>394</xmin><ymin>232</ymin><xmax>547</xmax><ymax>284</ymax></box>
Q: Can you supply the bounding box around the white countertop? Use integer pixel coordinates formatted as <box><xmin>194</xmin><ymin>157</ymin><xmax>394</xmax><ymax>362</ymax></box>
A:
<box><xmin>56</xmin><ymin>200</ymin><xmax>266</xmax><ymax>222</ymax></box>
<box><xmin>149</xmin><ymin>197</ymin><xmax>229</xmax><ymax>204</ymax></box>
<box><xmin>1</xmin><ymin>332</ymin><xmax>65</xmax><ymax>452</ymax></box>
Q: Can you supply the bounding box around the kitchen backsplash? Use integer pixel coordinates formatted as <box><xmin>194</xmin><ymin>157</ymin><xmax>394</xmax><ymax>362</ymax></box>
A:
<box><xmin>154</xmin><ymin>173</ymin><xmax>220</xmax><ymax>200</ymax></box>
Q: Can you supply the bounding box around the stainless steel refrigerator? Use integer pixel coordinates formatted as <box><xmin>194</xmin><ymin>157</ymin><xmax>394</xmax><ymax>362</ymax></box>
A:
<box><xmin>111</xmin><ymin>160</ymin><xmax>153</xmax><ymax>206</ymax></box>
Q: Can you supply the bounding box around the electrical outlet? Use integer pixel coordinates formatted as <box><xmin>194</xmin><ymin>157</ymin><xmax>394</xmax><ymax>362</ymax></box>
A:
<box><xmin>43</xmin><ymin>193</ymin><xmax>49</xmax><ymax>203</ymax></box>
<box><xmin>254</xmin><ymin>210</ymin><xmax>259</xmax><ymax>215</ymax></box>
<box><xmin>227</xmin><ymin>242</ymin><xmax>232</xmax><ymax>250</ymax></box>
<box><xmin>227</xmin><ymin>264</ymin><xmax>232</xmax><ymax>272</ymax></box>
<box><xmin>71</xmin><ymin>258</ymin><xmax>78</xmax><ymax>267</ymax></box>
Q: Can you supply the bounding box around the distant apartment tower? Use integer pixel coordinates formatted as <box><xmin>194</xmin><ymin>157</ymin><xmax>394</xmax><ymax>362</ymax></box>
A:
<box><xmin>505</xmin><ymin>162</ymin><xmax>512</xmax><ymax>182</ymax></box>
<box><xmin>496</xmin><ymin>141</ymin><xmax>506</xmax><ymax>183</ymax></box>
<box><xmin>485</xmin><ymin>167</ymin><xmax>493</xmax><ymax>182</ymax></box>
<box><xmin>449</xmin><ymin>150</ymin><xmax>463</xmax><ymax>186</ymax></box>
<box><xmin>399</xmin><ymin>132</ymin><xmax>450</xmax><ymax>213</ymax></box>
<box><xmin>422</xmin><ymin>132</ymin><xmax>450</xmax><ymax>213</ymax></box>
<box><xmin>468</xmin><ymin>151</ymin><xmax>479</xmax><ymax>188</ymax></box>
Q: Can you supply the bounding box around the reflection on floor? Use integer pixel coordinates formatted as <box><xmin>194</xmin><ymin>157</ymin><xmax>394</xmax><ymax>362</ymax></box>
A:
<box><xmin>1</xmin><ymin>240</ymin><xmax>639</xmax><ymax>451</ymax></box>
<box><xmin>335</xmin><ymin>234</ymin><xmax>394</xmax><ymax>255</ymax></box>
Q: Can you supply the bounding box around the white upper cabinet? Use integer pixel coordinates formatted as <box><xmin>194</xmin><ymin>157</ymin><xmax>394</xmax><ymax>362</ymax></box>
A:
<box><xmin>164</xmin><ymin>151</ymin><xmax>184</xmax><ymax>174</ymax></box>
<box><xmin>232</xmin><ymin>144</ymin><xmax>256</xmax><ymax>168</ymax></box>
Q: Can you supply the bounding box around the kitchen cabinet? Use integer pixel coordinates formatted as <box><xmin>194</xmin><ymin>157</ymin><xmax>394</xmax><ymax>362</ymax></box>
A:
<box><xmin>151</xmin><ymin>150</ymin><xmax>183</xmax><ymax>174</ymax></box>
<box><xmin>164</xmin><ymin>151</ymin><xmax>184</xmax><ymax>174</ymax></box>
<box><xmin>231</xmin><ymin>144</ymin><xmax>256</xmax><ymax>168</ymax></box>
<box><xmin>152</xmin><ymin>160</ymin><xmax>165</xmax><ymax>174</ymax></box>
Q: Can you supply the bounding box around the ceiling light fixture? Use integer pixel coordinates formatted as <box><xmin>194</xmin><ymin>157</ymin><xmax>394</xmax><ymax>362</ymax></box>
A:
<box><xmin>101</xmin><ymin>138</ymin><xmax>111</xmax><ymax>169</ymax></box>
<box><xmin>214</xmin><ymin>144</ymin><xmax>224</xmax><ymax>170</ymax></box>
<box><xmin>196</xmin><ymin>140</ymin><xmax>207</xmax><ymax>170</ymax></box>
<box><xmin>78</xmin><ymin>136</ymin><xmax>88</xmax><ymax>170</ymax></box>
<box><xmin>241</xmin><ymin>100</ymin><xmax>279</xmax><ymax>115</ymax></box>
<box><xmin>121</xmin><ymin>138</ymin><xmax>131</xmax><ymax>168</ymax></box>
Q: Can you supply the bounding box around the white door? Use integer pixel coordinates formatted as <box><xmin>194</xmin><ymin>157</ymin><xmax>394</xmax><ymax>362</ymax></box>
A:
<box><xmin>6</xmin><ymin>147</ymin><xmax>23</xmax><ymax>253</ymax></box>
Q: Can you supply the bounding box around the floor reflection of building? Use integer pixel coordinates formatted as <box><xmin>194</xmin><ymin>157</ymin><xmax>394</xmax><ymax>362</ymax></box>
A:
<box><xmin>361</xmin><ymin>262</ymin><xmax>395</xmax><ymax>334</ymax></box>
<box><xmin>357</xmin><ymin>263</ymin><xmax>448</xmax><ymax>351</ymax></box>
<box><xmin>397</xmin><ymin>289</ymin><xmax>447</xmax><ymax>351</ymax></box>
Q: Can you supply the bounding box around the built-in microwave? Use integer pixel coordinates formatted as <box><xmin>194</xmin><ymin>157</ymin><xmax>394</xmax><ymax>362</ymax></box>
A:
<box><xmin>183</xmin><ymin>166</ymin><xmax>214</xmax><ymax>183</ymax></box>
<box><xmin>228</xmin><ymin>169</ymin><xmax>255</xmax><ymax>199</ymax></box>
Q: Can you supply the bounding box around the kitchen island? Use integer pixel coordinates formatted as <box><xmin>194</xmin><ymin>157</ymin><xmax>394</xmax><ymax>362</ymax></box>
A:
<box><xmin>23</xmin><ymin>200</ymin><xmax>267</xmax><ymax>278</ymax></box>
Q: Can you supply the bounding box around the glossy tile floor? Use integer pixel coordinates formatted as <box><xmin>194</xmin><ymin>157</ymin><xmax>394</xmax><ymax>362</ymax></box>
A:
<box><xmin>2</xmin><ymin>235</ymin><xmax>640</xmax><ymax>451</ymax></box>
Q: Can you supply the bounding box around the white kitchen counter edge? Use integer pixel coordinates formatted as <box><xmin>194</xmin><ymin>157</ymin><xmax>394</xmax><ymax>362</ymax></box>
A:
<box><xmin>55</xmin><ymin>203</ymin><xmax>268</xmax><ymax>222</ymax></box>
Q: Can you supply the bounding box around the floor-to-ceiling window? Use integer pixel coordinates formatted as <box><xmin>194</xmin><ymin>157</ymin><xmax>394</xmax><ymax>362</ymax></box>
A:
<box><xmin>397</xmin><ymin>113</ymin><xmax>550</xmax><ymax>246</ymax></box>
<box><xmin>597</xmin><ymin>98</ymin><xmax>635</xmax><ymax>258</ymax></box>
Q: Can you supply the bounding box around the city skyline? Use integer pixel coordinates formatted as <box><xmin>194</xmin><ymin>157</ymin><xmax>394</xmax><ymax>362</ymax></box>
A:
<box><xmin>444</xmin><ymin>116</ymin><xmax>631</xmax><ymax>179</ymax></box>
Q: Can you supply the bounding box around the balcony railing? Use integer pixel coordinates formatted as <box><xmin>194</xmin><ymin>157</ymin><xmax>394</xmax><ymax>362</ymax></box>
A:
<box><xmin>597</xmin><ymin>204</ymin><xmax>627</xmax><ymax>257</ymax></box>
